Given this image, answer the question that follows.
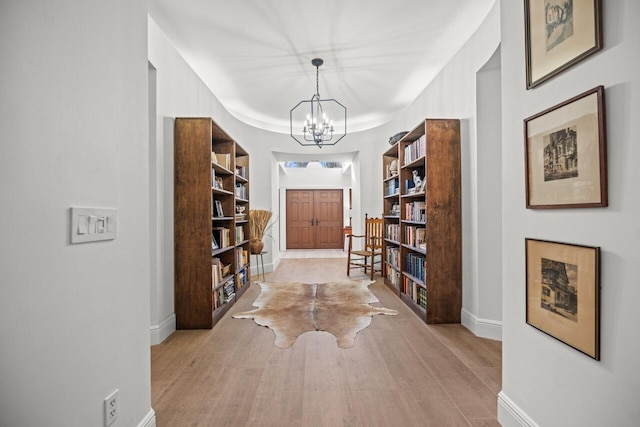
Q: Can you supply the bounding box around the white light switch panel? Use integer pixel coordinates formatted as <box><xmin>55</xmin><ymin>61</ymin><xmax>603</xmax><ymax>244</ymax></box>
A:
<box><xmin>71</xmin><ymin>207</ymin><xmax>117</xmax><ymax>243</ymax></box>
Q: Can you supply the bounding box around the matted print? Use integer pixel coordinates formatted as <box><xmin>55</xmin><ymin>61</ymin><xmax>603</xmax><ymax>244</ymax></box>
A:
<box><xmin>525</xmin><ymin>0</ymin><xmax>602</xmax><ymax>88</ymax></box>
<box><xmin>524</xmin><ymin>86</ymin><xmax>606</xmax><ymax>208</ymax></box>
<box><xmin>526</xmin><ymin>238</ymin><xmax>600</xmax><ymax>359</ymax></box>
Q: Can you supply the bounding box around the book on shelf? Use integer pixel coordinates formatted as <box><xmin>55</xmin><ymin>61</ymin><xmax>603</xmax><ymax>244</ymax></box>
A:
<box><xmin>212</xmin><ymin>227</ymin><xmax>230</xmax><ymax>248</ymax></box>
<box><xmin>385</xmin><ymin>265</ymin><xmax>400</xmax><ymax>290</ymax></box>
<box><xmin>235</xmin><ymin>247</ymin><xmax>248</xmax><ymax>268</ymax></box>
<box><xmin>405</xmin><ymin>226</ymin><xmax>426</xmax><ymax>249</ymax></box>
<box><xmin>404</xmin><ymin>179</ymin><xmax>415</xmax><ymax>194</ymax></box>
<box><xmin>405</xmin><ymin>252</ymin><xmax>426</xmax><ymax>283</ymax></box>
<box><xmin>403</xmin><ymin>134</ymin><xmax>426</xmax><ymax>165</ymax></box>
<box><xmin>385</xmin><ymin>178</ymin><xmax>399</xmax><ymax>196</ymax></box>
<box><xmin>405</xmin><ymin>201</ymin><xmax>426</xmax><ymax>222</ymax></box>
<box><xmin>235</xmin><ymin>225</ymin><xmax>245</xmax><ymax>243</ymax></box>
<box><xmin>417</xmin><ymin>287</ymin><xmax>427</xmax><ymax>309</ymax></box>
<box><xmin>212</xmin><ymin>152</ymin><xmax>231</xmax><ymax>170</ymax></box>
<box><xmin>212</xmin><ymin>258</ymin><xmax>222</xmax><ymax>289</ymax></box>
<box><xmin>235</xmin><ymin>183</ymin><xmax>247</xmax><ymax>199</ymax></box>
<box><xmin>386</xmin><ymin>246</ymin><xmax>400</xmax><ymax>268</ymax></box>
<box><xmin>416</xmin><ymin>227</ymin><xmax>426</xmax><ymax>250</ymax></box>
<box><xmin>235</xmin><ymin>165</ymin><xmax>246</xmax><ymax>179</ymax></box>
<box><xmin>385</xmin><ymin>224</ymin><xmax>400</xmax><ymax>242</ymax></box>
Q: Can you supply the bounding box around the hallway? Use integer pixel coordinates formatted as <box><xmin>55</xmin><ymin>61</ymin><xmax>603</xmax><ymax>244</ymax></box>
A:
<box><xmin>151</xmin><ymin>259</ymin><xmax>501</xmax><ymax>426</ymax></box>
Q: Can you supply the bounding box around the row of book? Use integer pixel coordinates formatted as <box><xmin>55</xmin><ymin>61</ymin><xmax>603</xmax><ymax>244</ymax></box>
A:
<box><xmin>385</xmin><ymin>224</ymin><xmax>400</xmax><ymax>242</ymax></box>
<box><xmin>211</xmin><ymin>258</ymin><xmax>231</xmax><ymax>287</ymax></box>
<box><xmin>235</xmin><ymin>165</ymin><xmax>247</xmax><ymax>179</ymax></box>
<box><xmin>386</xmin><ymin>265</ymin><xmax>400</xmax><ymax>290</ymax></box>
<box><xmin>213</xmin><ymin>280</ymin><xmax>236</xmax><ymax>311</ymax></box>
<box><xmin>236</xmin><ymin>268</ymin><xmax>248</xmax><ymax>290</ymax></box>
<box><xmin>212</xmin><ymin>151</ymin><xmax>231</xmax><ymax>170</ymax></box>
<box><xmin>212</xmin><ymin>227</ymin><xmax>231</xmax><ymax>251</ymax></box>
<box><xmin>402</xmin><ymin>276</ymin><xmax>427</xmax><ymax>309</ymax></box>
<box><xmin>405</xmin><ymin>201</ymin><xmax>426</xmax><ymax>222</ymax></box>
<box><xmin>405</xmin><ymin>225</ymin><xmax>426</xmax><ymax>250</ymax></box>
<box><xmin>212</xmin><ymin>257</ymin><xmax>233</xmax><ymax>311</ymax></box>
<box><xmin>385</xmin><ymin>177</ymin><xmax>399</xmax><ymax>196</ymax></box>
<box><xmin>405</xmin><ymin>252</ymin><xmax>427</xmax><ymax>283</ymax></box>
<box><xmin>235</xmin><ymin>183</ymin><xmax>247</xmax><ymax>200</ymax></box>
<box><xmin>386</xmin><ymin>246</ymin><xmax>400</xmax><ymax>269</ymax></box>
<box><xmin>235</xmin><ymin>225</ymin><xmax>245</xmax><ymax>243</ymax></box>
<box><xmin>403</xmin><ymin>134</ymin><xmax>426</xmax><ymax>165</ymax></box>
<box><xmin>235</xmin><ymin>247</ymin><xmax>249</xmax><ymax>269</ymax></box>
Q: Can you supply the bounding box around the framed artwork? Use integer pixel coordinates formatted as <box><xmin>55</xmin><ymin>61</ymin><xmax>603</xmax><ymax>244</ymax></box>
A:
<box><xmin>524</xmin><ymin>86</ymin><xmax>607</xmax><ymax>209</ymax></box>
<box><xmin>525</xmin><ymin>0</ymin><xmax>602</xmax><ymax>89</ymax></box>
<box><xmin>214</xmin><ymin>200</ymin><xmax>224</xmax><ymax>217</ymax></box>
<box><xmin>213</xmin><ymin>176</ymin><xmax>224</xmax><ymax>190</ymax></box>
<box><xmin>526</xmin><ymin>238</ymin><xmax>600</xmax><ymax>359</ymax></box>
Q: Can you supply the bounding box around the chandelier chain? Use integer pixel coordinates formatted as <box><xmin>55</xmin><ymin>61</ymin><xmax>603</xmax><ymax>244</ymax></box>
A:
<box><xmin>316</xmin><ymin>64</ymin><xmax>320</xmax><ymax>98</ymax></box>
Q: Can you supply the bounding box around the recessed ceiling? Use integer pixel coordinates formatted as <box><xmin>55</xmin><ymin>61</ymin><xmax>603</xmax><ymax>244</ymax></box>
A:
<box><xmin>150</xmin><ymin>0</ymin><xmax>495</xmax><ymax>134</ymax></box>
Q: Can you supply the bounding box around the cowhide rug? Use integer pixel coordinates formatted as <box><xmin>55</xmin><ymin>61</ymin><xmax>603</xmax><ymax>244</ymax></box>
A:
<box><xmin>232</xmin><ymin>279</ymin><xmax>398</xmax><ymax>349</ymax></box>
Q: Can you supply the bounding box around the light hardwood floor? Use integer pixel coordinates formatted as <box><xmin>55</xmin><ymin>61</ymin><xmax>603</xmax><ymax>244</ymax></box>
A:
<box><xmin>151</xmin><ymin>259</ymin><xmax>501</xmax><ymax>426</ymax></box>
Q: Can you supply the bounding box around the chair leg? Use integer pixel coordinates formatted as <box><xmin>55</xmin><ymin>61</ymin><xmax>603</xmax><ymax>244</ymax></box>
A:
<box><xmin>370</xmin><ymin>254</ymin><xmax>374</xmax><ymax>280</ymax></box>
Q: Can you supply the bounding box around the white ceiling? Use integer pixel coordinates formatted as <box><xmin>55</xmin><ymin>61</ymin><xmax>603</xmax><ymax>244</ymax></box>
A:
<box><xmin>149</xmin><ymin>0</ymin><xmax>495</xmax><ymax>135</ymax></box>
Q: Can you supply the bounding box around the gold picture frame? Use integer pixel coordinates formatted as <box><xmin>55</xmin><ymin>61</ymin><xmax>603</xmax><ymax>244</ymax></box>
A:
<box><xmin>524</xmin><ymin>86</ymin><xmax>607</xmax><ymax>209</ymax></box>
<box><xmin>525</xmin><ymin>0</ymin><xmax>602</xmax><ymax>89</ymax></box>
<box><xmin>526</xmin><ymin>238</ymin><xmax>600</xmax><ymax>360</ymax></box>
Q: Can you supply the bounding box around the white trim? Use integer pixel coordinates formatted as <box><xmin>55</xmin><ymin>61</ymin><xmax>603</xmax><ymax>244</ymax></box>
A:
<box><xmin>150</xmin><ymin>313</ymin><xmax>175</xmax><ymax>346</ymax></box>
<box><xmin>461</xmin><ymin>308</ymin><xmax>502</xmax><ymax>341</ymax></box>
<box><xmin>137</xmin><ymin>408</ymin><xmax>156</xmax><ymax>427</ymax></box>
<box><xmin>249</xmin><ymin>254</ymin><xmax>280</xmax><ymax>280</ymax></box>
<box><xmin>497</xmin><ymin>391</ymin><xmax>539</xmax><ymax>427</ymax></box>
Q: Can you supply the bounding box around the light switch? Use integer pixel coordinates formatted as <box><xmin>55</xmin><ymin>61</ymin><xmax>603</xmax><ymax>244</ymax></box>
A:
<box><xmin>71</xmin><ymin>207</ymin><xmax>117</xmax><ymax>243</ymax></box>
<box><xmin>88</xmin><ymin>215</ymin><xmax>96</xmax><ymax>234</ymax></box>
<box><xmin>77</xmin><ymin>215</ymin><xmax>88</xmax><ymax>234</ymax></box>
<box><xmin>97</xmin><ymin>216</ymin><xmax>106</xmax><ymax>233</ymax></box>
<box><xmin>106</xmin><ymin>216</ymin><xmax>115</xmax><ymax>232</ymax></box>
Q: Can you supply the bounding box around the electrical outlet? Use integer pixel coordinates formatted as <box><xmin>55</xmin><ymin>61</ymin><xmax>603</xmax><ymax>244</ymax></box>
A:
<box><xmin>104</xmin><ymin>389</ymin><xmax>118</xmax><ymax>426</ymax></box>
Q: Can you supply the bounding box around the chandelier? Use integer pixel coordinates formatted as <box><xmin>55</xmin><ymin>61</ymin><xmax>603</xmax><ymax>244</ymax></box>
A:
<box><xmin>290</xmin><ymin>58</ymin><xmax>347</xmax><ymax>148</ymax></box>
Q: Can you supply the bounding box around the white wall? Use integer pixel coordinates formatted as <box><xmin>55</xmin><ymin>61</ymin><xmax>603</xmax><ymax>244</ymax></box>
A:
<box><xmin>499</xmin><ymin>1</ymin><xmax>640</xmax><ymax>426</ymax></box>
<box><xmin>472</xmin><ymin>46</ymin><xmax>503</xmax><ymax>340</ymax></box>
<box><xmin>0</xmin><ymin>1</ymin><xmax>153</xmax><ymax>426</ymax></box>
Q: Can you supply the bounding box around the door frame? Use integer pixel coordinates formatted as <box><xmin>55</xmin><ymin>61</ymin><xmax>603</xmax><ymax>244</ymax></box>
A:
<box><xmin>279</xmin><ymin>186</ymin><xmax>351</xmax><ymax>251</ymax></box>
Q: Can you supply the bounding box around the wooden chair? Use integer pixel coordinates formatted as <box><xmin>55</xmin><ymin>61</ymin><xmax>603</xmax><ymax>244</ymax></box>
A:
<box><xmin>347</xmin><ymin>214</ymin><xmax>384</xmax><ymax>280</ymax></box>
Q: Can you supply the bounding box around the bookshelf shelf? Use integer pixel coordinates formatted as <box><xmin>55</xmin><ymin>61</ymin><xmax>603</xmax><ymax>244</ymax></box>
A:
<box><xmin>212</xmin><ymin>187</ymin><xmax>234</xmax><ymax>196</ymax></box>
<box><xmin>175</xmin><ymin>117</ymin><xmax>251</xmax><ymax>330</ymax></box>
<box><xmin>382</xmin><ymin>118</ymin><xmax>461</xmax><ymax>324</ymax></box>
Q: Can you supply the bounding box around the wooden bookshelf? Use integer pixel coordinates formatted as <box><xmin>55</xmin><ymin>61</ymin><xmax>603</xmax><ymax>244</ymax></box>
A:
<box><xmin>174</xmin><ymin>117</ymin><xmax>251</xmax><ymax>329</ymax></box>
<box><xmin>382</xmin><ymin>119</ymin><xmax>461</xmax><ymax>324</ymax></box>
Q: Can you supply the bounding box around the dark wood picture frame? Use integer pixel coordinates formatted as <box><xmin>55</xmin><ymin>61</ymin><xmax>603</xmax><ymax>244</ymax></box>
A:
<box><xmin>524</xmin><ymin>86</ymin><xmax>607</xmax><ymax>209</ymax></box>
<box><xmin>525</xmin><ymin>0</ymin><xmax>602</xmax><ymax>89</ymax></box>
<box><xmin>526</xmin><ymin>238</ymin><xmax>600</xmax><ymax>360</ymax></box>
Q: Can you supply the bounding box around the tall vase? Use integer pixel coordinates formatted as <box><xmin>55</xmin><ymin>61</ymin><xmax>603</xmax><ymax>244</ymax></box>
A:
<box><xmin>250</xmin><ymin>239</ymin><xmax>264</xmax><ymax>255</ymax></box>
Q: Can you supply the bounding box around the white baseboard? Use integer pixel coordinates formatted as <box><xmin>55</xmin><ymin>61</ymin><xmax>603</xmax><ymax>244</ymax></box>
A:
<box><xmin>498</xmin><ymin>391</ymin><xmax>539</xmax><ymax>427</ymax></box>
<box><xmin>150</xmin><ymin>313</ymin><xmax>175</xmax><ymax>346</ymax></box>
<box><xmin>250</xmin><ymin>256</ymin><xmax>280</xmax><ymax>281</ymax></box>
<box><xmin>461</xmin><ymin>308</ymin><xmax>502</xmax><ymax>341</ymax></box>
<box><xmin>137</xmin><ymin>408</ymin><xmax>156</xmax><ymax>427</ymax></box>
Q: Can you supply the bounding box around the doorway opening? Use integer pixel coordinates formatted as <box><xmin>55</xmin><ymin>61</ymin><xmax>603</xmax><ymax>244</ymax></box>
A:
<box><xmin>274</xmin><ymin>153</ymin><xmax>358</xmax><ymax>254</ymax></box>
